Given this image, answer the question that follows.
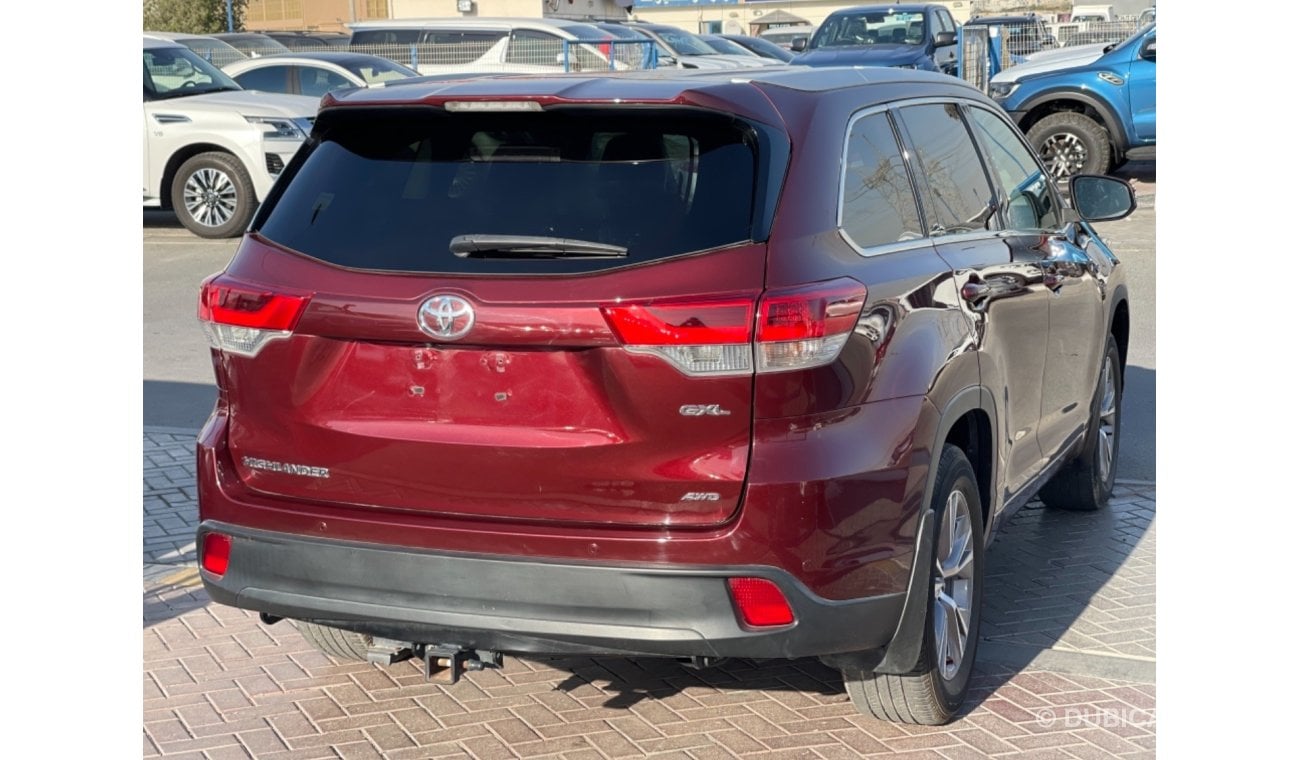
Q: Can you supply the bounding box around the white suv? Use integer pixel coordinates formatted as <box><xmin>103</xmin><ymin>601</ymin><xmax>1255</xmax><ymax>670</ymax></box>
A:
<box><xmin>143</xmin><ymin>35</ymin><xmax>319</xmax><ymax>238</ymax></box>
<box><xmin>346</xmin><ymin>17</ymin><xmax>626</xmax><ymax>75</ymax></box>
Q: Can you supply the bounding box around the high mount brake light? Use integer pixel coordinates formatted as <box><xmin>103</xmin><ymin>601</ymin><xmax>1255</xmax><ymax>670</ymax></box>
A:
<box><xmin>601</xmin><ymin>279</ymin><xmax>866</xmax><ymax>376</ymax></box>
<box><xmin>198</xmin><ymin>278</ymin><xmax>311</xmax><ymax>358</ymax></box>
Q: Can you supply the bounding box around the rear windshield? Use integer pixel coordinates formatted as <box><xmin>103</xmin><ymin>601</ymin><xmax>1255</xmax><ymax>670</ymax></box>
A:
<box><xmin>256</xmin><ymin>108</ymin><xmax>760</xmax><ymax>275</ymax></box>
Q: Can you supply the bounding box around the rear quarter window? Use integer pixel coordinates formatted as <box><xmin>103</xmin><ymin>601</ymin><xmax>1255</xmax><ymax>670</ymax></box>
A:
<box><xmin>255</xmin><ymin>109</ymin><xmax>762</xmax><ymax>275</ymax></box>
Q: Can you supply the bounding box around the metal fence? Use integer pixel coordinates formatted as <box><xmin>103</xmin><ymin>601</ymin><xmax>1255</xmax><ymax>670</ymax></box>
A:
<box><xmin>1047</xmin><ymin>19</ymin><xmax>1143</xmax><ymax>48</ymax></box>
<box><xmin>197</xmin><ymin>40</ymin><xmax>659</xmax><ymax>76</ymax></box>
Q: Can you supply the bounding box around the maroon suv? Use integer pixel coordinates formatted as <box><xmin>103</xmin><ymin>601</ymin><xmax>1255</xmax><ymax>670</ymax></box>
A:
<box><xmin>195</xmin><ymin>67</ymin><xmax>1134</xmax><ymax>725</ymax></box>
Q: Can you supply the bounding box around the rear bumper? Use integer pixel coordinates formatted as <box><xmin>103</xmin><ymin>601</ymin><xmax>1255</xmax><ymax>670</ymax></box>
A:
<box><xmin>198</xmin><ymin>521</ymin><xmax>905</xmax><ymax>660</ymax></box>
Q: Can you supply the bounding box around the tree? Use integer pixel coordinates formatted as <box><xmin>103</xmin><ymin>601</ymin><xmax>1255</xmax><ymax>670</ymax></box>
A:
<box><xmin>143</xmin><ymin>0</ymin><xmax>248</xmax><ymax>34</ymax></box>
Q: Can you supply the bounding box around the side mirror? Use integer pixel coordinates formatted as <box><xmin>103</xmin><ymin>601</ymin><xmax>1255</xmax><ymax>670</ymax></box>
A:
<box><xmin>934</xmin><ymin>31</ymin><xmax>957</xmax><ymax>46</ymax></box>
<box><xmin>1069</xmin><ymin>175</ymin><xmax>1136</xmax><ymax>222</ymax></box>
<box><xmin>1139</xmin><ymin>37</ymin><xmax>1156</xmax><ymax>61</ymax></box>
<box><xmin>790</xmin><ymin>36</ymin><xmax>808</xmax><ymax>52</ymax></box>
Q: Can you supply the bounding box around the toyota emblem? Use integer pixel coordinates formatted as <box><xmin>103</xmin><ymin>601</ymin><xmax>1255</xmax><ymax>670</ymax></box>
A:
<box><xmin>417</xmin><ymin>295</ymin><xmax>475</xmax><ymax>341</ymax></box>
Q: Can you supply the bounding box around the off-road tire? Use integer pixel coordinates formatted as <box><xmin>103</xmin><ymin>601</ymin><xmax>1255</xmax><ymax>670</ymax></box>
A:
<box><xmin>842</xmin><ymin>444</ymin><xmax>985</xmax><ymax>725</ymax></box>
<box><xmin>1039</xmin><ymin>335</ymin><xmax>1123</xmax><ymax>511</ymax></box>
<box><xmin>1025</xmin><ymin>111</ymin><xmax>1113</xmax><ymax>179</ymax></box>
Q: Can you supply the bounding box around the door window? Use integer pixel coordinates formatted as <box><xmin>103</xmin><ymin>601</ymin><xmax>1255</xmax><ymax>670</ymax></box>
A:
<box><xmin>297</xmin><ymin>66</ymin><xmax>354</xmax><ymax>97</ymax></box>
<box><xmin>233</xmin><ymin>65</ymin><xmax>292</xmax><ymax>94</ymax></box>
<box><xmin>965</xmin><ymin>107</ymin><xmax>1061</xmax><ymax>231</ymax></box>
<box><xmin>896</xmin><ymin>103</ymin><xmax>998</xmax><ymax>236</ymax></box>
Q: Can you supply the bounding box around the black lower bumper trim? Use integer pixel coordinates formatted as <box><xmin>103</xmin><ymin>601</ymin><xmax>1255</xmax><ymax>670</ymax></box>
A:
<box><xmin>198</xmin><ymin>521</ymin><xmax>904</xmax><ymax>661</ymax></box>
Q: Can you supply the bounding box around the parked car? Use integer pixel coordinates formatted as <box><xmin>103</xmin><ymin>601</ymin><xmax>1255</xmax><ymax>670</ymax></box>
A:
<box><xmin>195</xmin><ymin>65</ymin><xmax>1133</xmax><ymax>726</ymax></box>
<box><xmin>699</xmin><ymin>34</ymin><xmax>762</xmax><ymax>58</ymax></box>
<box><xmin>963</xmin><ymin>14</ymin><xmax>1057</xmax><ymax>56</ymax></box>
<box><xmin>142</xmin><ymin>36</ymin><xmax>318</xmax><ymax>238</ymax></box>
<box><xmin>758</xmin><ymin>24</ymin><xmax>814</xmax><ymax>49</ymax></box>
<box><xmin>347</xmin><ymin>17</ymin><xmax>623</xmax><ymax>74</ymax></box>
<box><xmin>256</xmin><ymin>30</ymin><xmax>351</xmax><ymax>50</ymax></box>
<box><xmin>146</xmin><ymin>30</ymin><xmax>247</xmax><ymax>67</ymax></box>
<box><xmin>991</xmin><ymin>23</ymin><xmax>1155</xmax><ymax>177</ymax></box>
<box><xmin>791</xmin><ymin>4</ymin><xmax>960</xmax><ymax>75</ymax></box>
<box><xmin>223</xmin><ymin>52</ymin><xmax>418</xmax><ymax>97</ymax></box>
<box><xmin>619</xmin><ymin>22</ymin><xmax>766</xmax><ymax>68</ymax></box>
<box><xmin>718</xmin><ymin>33</ymin><xmax>796</xmax><ymax>62</ymax></box>
<box><xmin>1070</xmin><ymin>4</ymin><xmax>1116</xmax><ymax>23</ymax></box>
<box><xmin>213</xmin><ymin>32</ymin><xmax>292</xmax><ymax>58</ymax></box>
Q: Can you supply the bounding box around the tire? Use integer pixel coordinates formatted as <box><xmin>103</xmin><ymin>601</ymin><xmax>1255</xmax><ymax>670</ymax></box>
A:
<box><xmin>842</xmin><ymin>444</ymin><xmax>985</xmax><ymax>725</ymax></box>
<box><xmin>292</xmin><ymin>620</ymin><xmax>372</xmax><ymax>662</ymax></box>
<box><xmin>1025</xmin><ymin>111</ymin><xmax>1112</xmax><ymax>180</ymax></box>
<box><xmin>169</xmin><ymin>151</ymin><xmax>256</xmax><ymax>239</ymax></box>
<box><xmin>1039</xmin><ymin>335</ymin><xmax>1122</xmax><ymax>511</ymax></box>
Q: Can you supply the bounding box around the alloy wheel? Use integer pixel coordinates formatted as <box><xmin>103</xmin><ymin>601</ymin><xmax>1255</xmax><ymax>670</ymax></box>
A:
<box><xmin>933</xmin><ymin>490</ymin><xmax>975</xmax><ymax>681</ymax></box>
<box><xmin>1038</xmin><ymin>132</ymin><xmax>1088</xmax><ymax>178</ymax></box>
<box><xmin>182</xmin><ymin>167</ymin><xmax>239</xmax><ymax>228</ymax></box>
<box><xmin>1096</xmin><ymin>354</ymin><xmax>1118</xmax><ymax>484</ymax></box>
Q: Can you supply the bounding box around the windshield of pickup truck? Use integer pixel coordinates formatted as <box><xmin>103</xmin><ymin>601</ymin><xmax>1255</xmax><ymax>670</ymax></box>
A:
<box><xmin>144</xmin><ymin>47</ymin><xmax>241</xmax><ymax>99</ymax></box>
<box><xmin>811</xmin><ymin>11</ymin><xmax>926</xmax><ymax>48</ymax></box>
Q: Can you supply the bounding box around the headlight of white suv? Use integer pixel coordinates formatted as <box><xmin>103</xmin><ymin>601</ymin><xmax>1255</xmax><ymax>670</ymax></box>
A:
<box><xmin>244</xmin><ymin>116</ymin><xmax>306</xmax><ymax>140</ymax></box>
<box><xmin>988</xmin><ymin>82</ymin><xmax>1020</xmax><ymax>99</ymax></box>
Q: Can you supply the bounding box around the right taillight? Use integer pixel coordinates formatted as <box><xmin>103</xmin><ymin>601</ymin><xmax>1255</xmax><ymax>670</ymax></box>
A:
<box><xmin>198</xmin><ymin>276</ymin><xmax>311</xmax><ymax>358</ymax></box>
<box><xmin>601</xmin><ymin>279</ymin><xmax>866</xmax><ymax>377</ymax></box>
<box><xmin>755</xmin><ymin>278</ymin><xmax>867</xmax><ymax>373</ymax></box>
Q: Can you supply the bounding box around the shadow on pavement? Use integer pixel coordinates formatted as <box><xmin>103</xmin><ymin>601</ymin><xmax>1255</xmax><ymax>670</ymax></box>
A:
<box><xmin>1119</xmin><ymin>366</ymin><xmax>1155</xmax><ymax>482</ymax></box>
<box><xmin>144</xmin><ymin>209</ymin><xmax>185</xmax><ymax>230</ymax></box>
<box><xmin>145</xmin><ymin>379</ymin><xmax>216</xmax><ymax>429</ymax></box>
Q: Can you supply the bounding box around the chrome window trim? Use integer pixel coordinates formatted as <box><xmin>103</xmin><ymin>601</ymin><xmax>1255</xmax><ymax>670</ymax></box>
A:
<box><xmin>837</xmin><ymin>104</ymin><xmax>928</xmax><ymax>258</ymax></box>
<box><xmin>838</xmin><ymin>95</ymin><xmax>1009</xmax><ymax>258</ymax></box>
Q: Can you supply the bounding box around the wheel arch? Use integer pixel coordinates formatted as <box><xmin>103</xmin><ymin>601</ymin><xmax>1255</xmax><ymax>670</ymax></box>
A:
<box><xmin>1016</xmin><ymin>89</ymin><xmax>1129</xmax><ymax>156</ymax></box>
<box><xmin>872</xmin><ymin>384</ymin><xmax>998</xmax><ymax>675</ymax></box>
<box><xmin>1109</xmin><ymin>288</ymin><xmax>1130</xmax><ymax>375</ymax></box>
<box><xmin>160</xmin><ymin>143</ymin><xmax>248</xmax><ymax>211</ymax></box>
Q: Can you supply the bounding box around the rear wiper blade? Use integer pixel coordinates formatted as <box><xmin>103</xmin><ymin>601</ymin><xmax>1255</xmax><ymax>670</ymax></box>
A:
<box><xmin>449</xmin><ymin>234</ymin><xmax>627</xmax><ymax>259</ymax></box>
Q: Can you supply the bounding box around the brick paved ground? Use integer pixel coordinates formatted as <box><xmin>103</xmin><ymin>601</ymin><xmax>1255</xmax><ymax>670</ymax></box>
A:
<box><xmin>144</xmin><ymin>430</ymin><xmax>1155</xmax><ymax>759</ymax></box>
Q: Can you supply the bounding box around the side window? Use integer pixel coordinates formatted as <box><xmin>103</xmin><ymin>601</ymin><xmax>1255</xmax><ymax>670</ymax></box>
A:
<box><xmin>420</xmin><ymin>30</ymin><xmax>507</xmax><ymax>65</ymax></box>
<box><xmin>965</xmin><ymin>107</ymin><xmax>1061</xmax><ymax>230</ymax></box>
<box><xmin>233</xmin><ymin>65</ymin><xmax>291</xmax><ymax>94</ymax></box>
<box><xmin>505</xmin><ymin>31</ymin><xmax>567</xmax><ymax>67</ymax></box>
<box><xmin>896</xmin><ymin>103</ymin><xmax>998</xmax><ymax>236</ymax></box>
<box><xmin>939</xmin><ymin>11</ymin><xmax>956</xmax><ymax>34</ymax></box>
<box><xmin>840</xmin><ymin>112</ymin><xmax>925</xmax><ymax>250</ymax></box>
<box><xmin>297</xmin><ymin>66</ymin><xmax>354</xmax><ymax>97</ymax></box>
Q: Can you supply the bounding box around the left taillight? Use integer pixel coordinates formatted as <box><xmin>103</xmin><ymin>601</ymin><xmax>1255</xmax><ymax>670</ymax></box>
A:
<box><xmin>198</xmin><ymin>277</ymin><xmax>311</xmax><ymax>358</ymax></box>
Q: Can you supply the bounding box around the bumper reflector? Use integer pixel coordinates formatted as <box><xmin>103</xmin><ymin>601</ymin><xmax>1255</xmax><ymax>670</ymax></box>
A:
<box><xmin>727</xmin><ymin>577</ymin><xmax>795</xmax><ymax>627</ymax></box>
<box><xmin>201</xmin><ymin>533</ymin><xmax>232</xmax><ymax>577</ymax></box>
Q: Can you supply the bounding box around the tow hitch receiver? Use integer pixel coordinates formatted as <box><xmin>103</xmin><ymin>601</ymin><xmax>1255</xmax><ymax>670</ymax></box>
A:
<box><xmin>420</xmin><ymin>645</ymin><xmax>503</xmax><ymax>685</ymax></box>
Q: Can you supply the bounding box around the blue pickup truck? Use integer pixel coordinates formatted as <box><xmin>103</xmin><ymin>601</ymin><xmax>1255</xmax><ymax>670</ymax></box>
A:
<box><xmin>990</xmin><ymin>23</ymin><xmax>1155</xmax><ymax>178</ymax></box>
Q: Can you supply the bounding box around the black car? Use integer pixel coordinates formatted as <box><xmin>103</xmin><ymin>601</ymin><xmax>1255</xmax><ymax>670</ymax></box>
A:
<box><xmin>257</xmin><ymin>30</ymin><xmax>351</xmax><ymax>51</ymax></box>
<box><xmin>718</xmin><ymin>33</ymin><xmax>795</xmax><ymax>62</ymax></box>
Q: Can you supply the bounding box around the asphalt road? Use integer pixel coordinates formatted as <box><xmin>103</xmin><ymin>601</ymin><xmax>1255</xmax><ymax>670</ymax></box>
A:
<box><xmin>143</xmin><ymin>171</ymin><xmax>1155</xmax><ymax>480</ymax></box>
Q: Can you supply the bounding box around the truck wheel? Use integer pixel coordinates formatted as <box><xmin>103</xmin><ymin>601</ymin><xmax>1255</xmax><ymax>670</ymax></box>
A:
<box><xmin>293</xmin><ymin>620</ymin><xmax>371</xmax><ymax>662</ymax></box>
<box><xmin>1025</xmin><ymin>111</ymin><xmax>1112</xmax><ymax>179</ymax></box>
<box><xmin>841</xmin><ymin>444</ymin><xmax>985</xmax><ymax>725</ymax></box>
<box><xmin>170</xmin><ymin>151</ymin><xmax>255</xmax><ymax>239</ymax></box>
